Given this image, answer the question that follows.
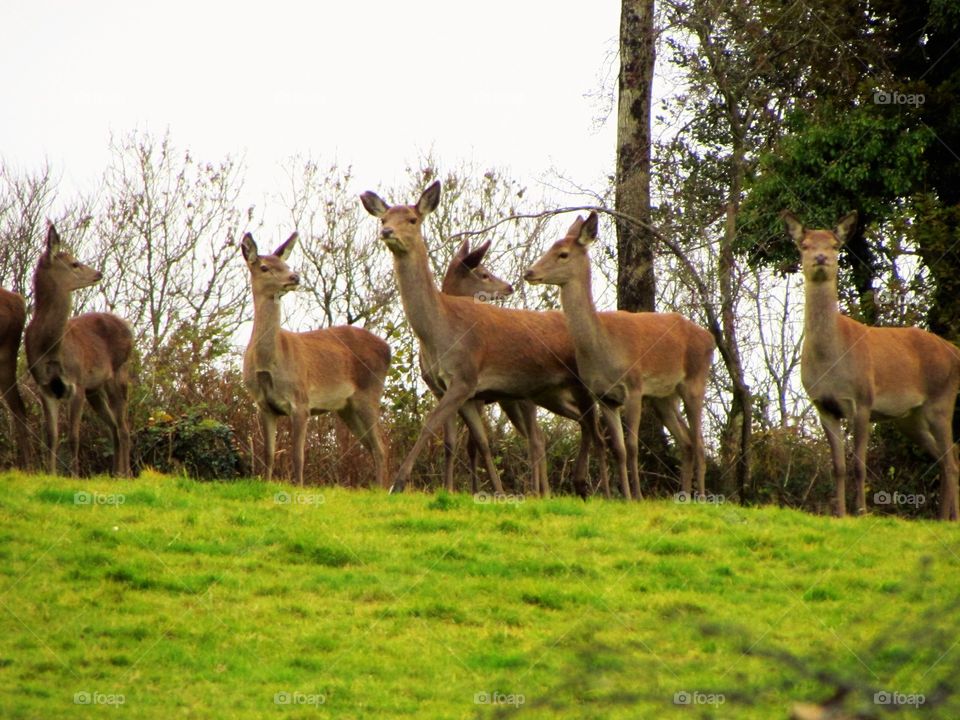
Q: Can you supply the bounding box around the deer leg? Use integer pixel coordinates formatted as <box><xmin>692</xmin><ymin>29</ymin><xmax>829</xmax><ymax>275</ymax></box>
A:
<box><xmin>623</xmin><ymin>394</ymin><xmax>645</xmax><ymax>501</ymax></box>
<box><xmin>584</xmin><ymin>405</ymin><xmax>610</xmax><ymax>499</ymax></box>
<box><xmin>339</xmin><ymin>398</ymin><xmax>389</xmax><ymax>489</ymax></box>
<box><xmin>464</xmin><ymin>410</ymin><xmax>482</xmax><ymax>494</ymax></box>
<box><xmin>459</xmin><ymin>400</ymin><xmax>503</xmax><ymax>495</ymax></box>
<box><xmin>850</xmin><ymin>407</ymin><xmax>871</xmax><ymax>516</ymax></box>
<box><xmin>393</xmin><ymin>379</ymin><xmax>477</xmax><ymax>493</ymax></box>
<box><xmin>39</xmin><ymin>394</ymin><xmax>58</xmax><ymax>475</ymax></box>
<box><xmin>290</xmin><ymin>409</ymin><xmax>308</xmax><ymax>487</ymax></box>
<box><xmin>112</xmin><ymin>376</ymin><xmax>131</xmax><ymax>477</ymax></box>
<box><xmin>600</xmin><ymin>403</ymin><xmax>631</xmax><ymax>500</ymax></box>
<box><xmin>260</xmin><ymin>410</ymin><xmax>277</xmax><ymax>482</ymax></box>
<box><xmin>820</xmin><ymin>412</ymin><xmax>847</xmax><ymax>517</ymax></box>
<box><xmin>67</xmin><ymin>391</ymin><xmax>85</xmax><ymax>476</ymax></box>
<box><xmin>442</xmin><ymin>415</ymin><xmax>458</xmax><ymax>492</ymax></box>
<box><xmin>0</xmin><ymin>362</ymin><xmax>32</xmax><ymax>470</ymax></box>
<box><xmin>680</xmin><ymin>383</ymin><xmax>707</xmax><ymax>497</ymax></box>
<box><xmin>86</xmin><ymin>391</ymin><xmax>121</xmax><ymax>476</ymax></box>
<box><xmin>655</xmin><ymin>397</ymin><xmax>694</xmax><ymax>496</ymax></box>
<box><xmin>925</xmin><ymin>408</ymin><xmax>959</xmax><ymax>522</ymax></box>
<box><xmin>503</xmin><ymin>400</ymin><xmax>545</xmax><ymax>497</ymax></box>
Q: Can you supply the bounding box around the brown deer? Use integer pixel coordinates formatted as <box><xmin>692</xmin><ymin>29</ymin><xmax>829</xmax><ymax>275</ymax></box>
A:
<box><xmin>434</xmin><ymin>239</ymin><xmax>549</xmax><ymax>496</ymax></box>
<box><xmin>24</xmin><ymin>225</ymin><xmax>133</xmax><ymax>476</ymax></box>
<box><xmin>361</xmin><ymin>182</ymin><xmax>606</xmax><ymax>496</ymax></box>
<box><xmin>783</xmin><ymin>210</ymin><xmax>960</xmax><ymax>520</ymax></box>
<box><xmin>0</xmin><ymin>288</ymin><xmax>32</xmax><ymax>469</ymax></box>
<box><xmin>240</xmin><ymin>232</ymin><xmax>390</xmax><ymax>487</ymax></box>
<box><xmin>525</xmin><ymin>212</ymin><xmax>715</xmax><ymax>499</ymax></box>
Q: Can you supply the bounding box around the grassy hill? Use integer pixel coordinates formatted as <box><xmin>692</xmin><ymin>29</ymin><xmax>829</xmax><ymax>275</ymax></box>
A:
<box><xmin>0</xmin><ymin>470</ymin><xmax>957</xmax><ymax>718</ymax></box>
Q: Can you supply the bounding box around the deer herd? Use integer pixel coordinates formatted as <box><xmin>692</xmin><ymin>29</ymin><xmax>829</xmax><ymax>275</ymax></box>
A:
<box><xmin>0</xmin><ymin>182</ymin><xmax>958</xmax><ymax>521</ymax></box>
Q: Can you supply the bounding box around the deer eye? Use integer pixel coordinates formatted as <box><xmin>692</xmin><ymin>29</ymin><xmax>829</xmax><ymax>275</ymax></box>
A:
<box><xmin>260</xmin><ymin>265</ymin><xmax>269</xmax><ymax>272</ymax></box>
<box><xmin>558</xmin><ymin>252</ymin><xmax>569</xmax><ymax>260</ymax></box>
<box><xmin>408</xmin><ymin>218</ymin><xmax>417</xmax><ymax>225</ymax></box>
<box><xmin>481</xmin><ymin>273</ymin><xmax>489</xmax><ymax>280</ymax></box>
<box><xmin>71</xmin><ymin>262</ymin><xmax>81</xmax><ymax>269</ymax></box>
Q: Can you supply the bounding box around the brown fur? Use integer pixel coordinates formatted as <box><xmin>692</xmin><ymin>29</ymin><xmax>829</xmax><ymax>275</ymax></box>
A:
<box><xmin>361</xmin><ymin>183</ymin><xmax>605</xmax><ymax>496</ymax></box>
<box><xmin>24</xmin><ymin>225</ymin><xmax>133</xmax><ymax>476</ymax></box>
<box><xmin>241</xmin><ymin>232</ymin><xmax>390</xmax><ymax>487</ymax></box>
<box><xmin>0</xmin><ymin>288</ymin><xmax>32</xmax><ymax>468</ymax></box>
<box><xmin>525</xmin><ymin>212</ymin><xmax>715</xmax><ymax>499</ymax></box>
<box><xmin>784</xmin><ymin>210</ymin><xmax>960</xmax><ymax>520</ymax></box>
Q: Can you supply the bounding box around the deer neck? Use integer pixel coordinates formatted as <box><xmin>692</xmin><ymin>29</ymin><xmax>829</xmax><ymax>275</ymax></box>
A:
<box><xmin>392</xmin><ymin>243</ymin><xmax>445</xmax><ymax>344</ymax></box>
<box><xmin>803</xmin><ymin>277</ymin><xmax>842</xmax><ymax>359</ymax></box>
<box><xmin>30</xmin><ymin>271</ymin><xmax>73</xmax><ymax>360</ymax></box>
<box><xmin>250</xmin><ymin>292</ymin><xmax>283</xmax><ymax>369</ymax></box>
<box><xmin>558</xmin><ymin>266</ymin><xmax>607</xmax><ymax>365</ymax></box>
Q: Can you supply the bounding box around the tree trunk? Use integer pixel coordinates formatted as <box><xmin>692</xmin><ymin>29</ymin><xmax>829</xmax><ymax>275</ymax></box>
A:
<box><xmin>616</xmin><ymin>0</ymin><xmax>673</xmax><ymax>491</ymax></box>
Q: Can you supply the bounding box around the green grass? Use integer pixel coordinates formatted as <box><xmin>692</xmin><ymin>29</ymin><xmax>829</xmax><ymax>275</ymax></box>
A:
<box><xmin>1</xmin><ymin>471</ymin><xmax>958</xmax><ymax>718</ymax></box>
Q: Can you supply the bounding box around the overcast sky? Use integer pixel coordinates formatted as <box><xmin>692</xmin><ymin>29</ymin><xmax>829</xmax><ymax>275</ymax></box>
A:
<box><xmin>3</xmin><ymin>1</ymin><xmax>621</xmax><ymax>211</ymax></box>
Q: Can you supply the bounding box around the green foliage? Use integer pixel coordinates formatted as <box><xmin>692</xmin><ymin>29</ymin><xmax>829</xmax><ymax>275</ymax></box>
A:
<box><xmin>134</xmin><ymin>413</ymin><xmax>245</xmax><ymax>480</ymax></box>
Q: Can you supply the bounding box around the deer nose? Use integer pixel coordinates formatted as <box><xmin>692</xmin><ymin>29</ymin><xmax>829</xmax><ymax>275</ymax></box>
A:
<box><xmin>814</xmin><ymin>254</ymin><xmax>827</xmax><ymax>266</ymax></box>
<box><xmin>504</xmin><ymin>283</ymin><xmax>515</xmax><ymax>295</ymax></box>
<box><xmin>523</xmin><ymin>270</ymin><xmax>536</xmax><ymax>281</ymax></box>
<box><xmin>94</xmin><ymin>270</ymin><xmax>103</xmax><ymax>281</ymax></box>
<box><xmin>289</xmin><ymin>273</ymin><xmax>300</xmax><ymax>284</ymax></box>
<box><xmin>380</xmin><ymin>227</ymin><xmax>394</xmax><ymax>240</ymax></box>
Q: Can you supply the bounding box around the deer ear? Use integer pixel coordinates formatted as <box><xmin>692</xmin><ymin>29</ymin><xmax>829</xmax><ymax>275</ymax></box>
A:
<box><xmin>453</xmin><ymin>238</ymin><xmax>471</xmax><ymax>261</ymax></box>
<box><xmin>360</xmin><ymin>191</ymin><xmax>389</xmax><ymax>218</ymax></box>
<box><xmin>781</xmin><ymin>210</ymin><xmax>805</xmax><ymax>247</ymax></box>
<box><xmin>834</xmin><ymin>211</ymin><xmax>858</xmax><ymax>246</ymax></box>
<box><xmin>577</xmin><ymin>212</ymin><xmax>599</xmax><ymax>246</ymax></box>
<box><xmin>46</xmin><ymin>223</ymin><xmax>61</xmax><ymax>255</ymax></box>
<box><xmin>462</xmin><ymin>239</ymin><xmax>492</xmax><ymax>270</ymax></box>
<box><xmin>274</xmin><ymin>232</ymin><xmax>298</xmax><ymax>260</ymax></box>
<box><xmin>416</xmin><ymin>181</ymin><xmax>441</xmax><ymax>217</ymax></box>
<box><xmin>240</xmin><ymin>233</ymin><xmax>258</xmax><ymax>263</ymax></box>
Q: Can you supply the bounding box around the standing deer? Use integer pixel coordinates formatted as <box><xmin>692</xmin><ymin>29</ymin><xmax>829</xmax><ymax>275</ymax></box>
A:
<box><xmin>0</xmin><ymin>288</ymin><xmax>32</xmax><ymax>469</ymax></box>
<box><xmin>240</xmin><ymin>232</ymin><xmax>390</xmax><ymax>487</ymax></box>
<box><xmin>361</xmin><ymin>182</ymin><xmax>607</xmax><ymax>496</ymax></box>
<box><xmin>25</xmin><ymin>225</ymin><xmax>133</xmax><ymax>476</ymax></box>
<box><xmin>524</xmin><ymin>212</ymin><xmax>715</xmax><ymax>499</ymax></box>
<box><xmin>434</xmin><ymin>238</ymin><xmax>549</xmax><ymax>496</ymax></box>
<box><xmin>783</xmin><ymin>211</ymin><xmax>960</xmax><ymax>520</ymax></box>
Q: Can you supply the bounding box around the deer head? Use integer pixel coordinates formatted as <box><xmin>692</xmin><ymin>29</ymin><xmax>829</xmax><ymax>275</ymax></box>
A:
<box><xmin>524</xmin><ymin>212</ymin><xmax>599</xmax><ymax>286</ymax></box>
<box><xmin>441</xmin><ymin>238</ymin><xmax>514</xmax><ymax>301</ymax></box>
<box><xmin>38</xmin><ymin>224</ymin><xmax>102</xmax><ymax>292</ymax></box>
<box><xmin>783</xmin><ymin>210</ymin><xmax>858</xmax><ymax>285</ymax></box>
<box><xmin>240</xmin><ymin>232</ymin><xmax>301</xmax><ymax>297</ymax></box>
<box><xmin>360</xmin><ymin>181</ymin><xmax>440</xmax><ymax>255</ymax></box>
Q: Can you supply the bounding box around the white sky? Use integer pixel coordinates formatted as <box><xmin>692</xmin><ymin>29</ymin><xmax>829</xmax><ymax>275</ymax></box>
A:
<box><xmin>2</xmin><ymin>0</ymin><xmax>620</xmax><ymax>208</ymax></box>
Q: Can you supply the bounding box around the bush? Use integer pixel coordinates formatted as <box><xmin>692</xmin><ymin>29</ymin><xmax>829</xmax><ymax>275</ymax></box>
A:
<box><xmin>134</xmin><ymin>412</ymin><xmax>246</xmax><ymax>480</ymax></box>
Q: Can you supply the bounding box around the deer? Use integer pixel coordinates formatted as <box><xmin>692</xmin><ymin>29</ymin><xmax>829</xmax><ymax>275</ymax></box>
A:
<box><xmin>24</xmin><ymin>224</ymin><xmax>133</xmax><ymax>476</ymax></box>
<box><xmin>0</xmin><ymin>288</ymin><xmax>32</xmax><ymax>469</ymax></box>
<box><xmin>240</xmin><ymin>232</ymin><xmax>391</xmax><ymax>487</ymax></box>
<box><xmin>433</xmin><ymin>238</ymin><xmax>549</xmax><ymax>496</ymax></box>
<box><xmin>360</xmin><ymin>181</ymin><xmax>607</xmax><ymax>497</ymax></box>
<box><xmin>524</xmin><ymin>211</ymin><xmax>715</xmax><ymax>500</ymax></box>
<box><xmin>783</xmin><ymin>210</ymin><xmax>960</xmax><ymax>520</ymax></box>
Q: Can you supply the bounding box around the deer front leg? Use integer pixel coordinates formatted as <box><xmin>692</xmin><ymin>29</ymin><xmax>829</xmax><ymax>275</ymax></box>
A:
<box><xmin>67</xmin><ymin>391</ymin><xmax>85</xmax><ymax>476</ymax></box>
<box><xmin>820</xmin><ymin>412</ymin><xmax>847</xmax><ymax>517</ymax></box>
<box><xmin>600</xmin><ymin>403</ymin><xmax>631</xmax><ymax>500</ymax></box>
<box><xmin>290</xmin><ymin>409</ymin><xmax>309</xmax><ymax>486</ymax></box>
<box><xmin>40</xmin><ymin>394</ymin><xmax>59</xmax><ymax>475</ymax></box>
<box><xmin>442</xmin><ymin>415</ymin><xmax>458</xmax><ymax>492</ymax></box>
<box><xmin>393</xmin><ymin>379</ymin><xmax>476</xmax><ymax>494</ymax></box>
<box><xmin>459</xmin><ymin>400</ymin><xmax>503</xmax><ymax>495</ymax></box>
<box><xmin>260</xmin><ymin>411</ymin><xmax>277</xmax><ymax>482</ymax></box>
<box><xmin>850</xmin><ymin>407</ymin><xmax>871</xmax><ymax>516</ymax></box>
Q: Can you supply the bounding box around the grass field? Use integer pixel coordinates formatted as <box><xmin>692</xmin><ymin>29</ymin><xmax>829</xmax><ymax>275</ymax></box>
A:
<box><xmin>1</xmin><ymin>470</ymin><xmax>958</xmax><ymax>719</ymax></box>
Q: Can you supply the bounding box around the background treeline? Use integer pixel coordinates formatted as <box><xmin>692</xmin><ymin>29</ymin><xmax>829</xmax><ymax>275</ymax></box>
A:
<box><xmin>2</xmin><ymin>0</ymin><xmax>958</xmax><ymax>520</ymax></box>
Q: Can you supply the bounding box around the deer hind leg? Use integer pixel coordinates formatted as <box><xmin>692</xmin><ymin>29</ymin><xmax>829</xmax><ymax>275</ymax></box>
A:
<box><xmin>921</xmin><ymin>404</ymin><xmax>959</xmax><ymax>522</ymax></box>
<box><xmin>40</xmin><ymin>394</ymin><xmax>59</xmax><ymax>475</ymax></box>
<box><xmin>339</xmin><ymin>395</ymin><xmax>389</xmax><ymax>489</ymax></box>
<box><xmin>86</xmin><ymin>390</ymin><xmax>121</xmax><ymax>476</ymax></box>
<box><xmin>259</xmin><ymin>410</ymin><xmax>278</xmax><ymax>482</ymax></box>
<box><xmin>819</xmin><ymin>411</ymin><xmax>848</xmax><ymax>517</ymax></box>
<box><xmin>442</xmin><ymin>414</ymin><xmax>458</xmax><ymax>492</ymax></box>
<box><xmin>104</xmin><ymin>377</ymin><xmax>131</xmax><ymax>477</ymax></box>
<box><xmin>680</xmin><ymin>381</ymin><xmax>708</xmax><ymax>497</ymax></box>
<box><xmin>502</xmin><ymin>400</ymin><xmax>546</xmax><ymax>497</ymax></box>
<box><xmin>0</xmin><ymin>359</ymin><xmax>32</xmax><ymax>470</ymax></box>
<box><xmin>623</xmin><ymin>394</ymin><xmax>645</xmax><ymax>501</ymax></box>
<box><xmin>459</xmin><ymin>400</ymin><xmax>503</xmax><ymax>495</ymax></box>
<box><xmin>600</xmin><ymin>403</ymin><xmax>631</xmax><ymax>500</ymax></box>
<box><xmin>654</xmin><ymin>396</ymin><xmax>694</xmax><ymax>497</ymax></box>
<box><xmin>67</xmin><ymin>390</ymin><xmax>86</xmax><ymax>476</ymax></box>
